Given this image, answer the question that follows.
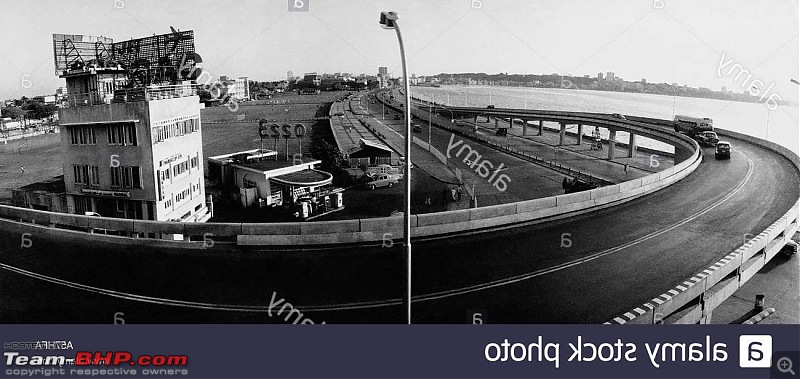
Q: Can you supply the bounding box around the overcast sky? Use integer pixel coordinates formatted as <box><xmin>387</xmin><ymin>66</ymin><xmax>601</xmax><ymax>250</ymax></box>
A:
<box><xmin>0</xmin><ymin>0</ymin><xmax>797</xmax><ymax>101</ymax></box>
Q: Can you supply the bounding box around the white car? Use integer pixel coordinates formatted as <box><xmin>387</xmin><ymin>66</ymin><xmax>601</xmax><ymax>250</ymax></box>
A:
<box><xmin>366</xmin><ymin>174</ymin><xmax>398</xmax><ymax>190</ymax></box>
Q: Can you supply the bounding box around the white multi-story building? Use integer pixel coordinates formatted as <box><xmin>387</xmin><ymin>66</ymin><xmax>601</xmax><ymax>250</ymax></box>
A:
<box><xmin>58</xmin><ymin>69</ymin><xmax>210</xmax><ymax>223</ymax></box>
<box><xmin>225</xmin><ymin>77</ymin><xmax>250</xmax><ymax>100</ymax></box>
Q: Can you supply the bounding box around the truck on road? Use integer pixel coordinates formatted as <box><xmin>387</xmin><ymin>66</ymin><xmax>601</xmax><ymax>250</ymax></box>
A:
<box><xmin>673</xmin><ymin>115</ymin><xmax>714</xmax><ymax>134</ymax></box>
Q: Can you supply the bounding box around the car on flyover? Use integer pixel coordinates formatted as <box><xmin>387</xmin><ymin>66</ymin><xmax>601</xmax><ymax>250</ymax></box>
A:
<box><xmin>715</xmin><ymin>141</ymin><xmax>731</xmax><ymax>159</ymax></box>
<box><xmin>696</xmin><ymin>131</ymin><xmax>720</xmax><ymax>147</ymax></box>
<box><xmin>412</xmin><ymin>124</ymin><xmax>423</xmax><ymax>133</ymax></box>
<box><xmin>366</xmin><ymin>174</ymin><xmax>398</xmax><ymax>190</ymax></box>
<box><xmin>611</xmin><ymin>113</ymin><xmax>626</xmax><ymax>119</ymax></box>
<box><xmin>780</xmin><ymin>240</ymin><xmax>798</xmax><ymax>255</ymax></box>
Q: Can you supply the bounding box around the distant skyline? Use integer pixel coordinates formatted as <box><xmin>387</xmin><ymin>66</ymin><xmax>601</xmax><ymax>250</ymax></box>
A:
<box><xmin>0</xmin><ymin>0</ymin><xmax>797</xmax><ymax>103</ymax></box>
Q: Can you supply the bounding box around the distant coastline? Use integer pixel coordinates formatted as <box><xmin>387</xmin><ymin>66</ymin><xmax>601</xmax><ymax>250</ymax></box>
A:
<box><xmin>411</xmin><ymin>72</ymin><xmax>796</xmax><ymax>107</ymax></box>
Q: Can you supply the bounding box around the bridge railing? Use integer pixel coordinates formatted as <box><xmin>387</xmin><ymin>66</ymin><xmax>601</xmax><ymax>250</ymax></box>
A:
<box><xmin>607</xmin><ymin>128</ymin><xmax>800</xmax><ymax>324</ymax></box>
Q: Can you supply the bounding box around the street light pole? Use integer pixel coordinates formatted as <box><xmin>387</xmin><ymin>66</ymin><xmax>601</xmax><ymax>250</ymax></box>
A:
<box><xmin>380</xmin><ymin>10</ymin><xmax>412</xmax><ymax>325</ymax></box>
<box><xmin>426</xmin><ymin>96</ymin><xmax>432</xmax><ymax>147</ymax></box>
<box><xmin>665</xmin><ymin>83</ymin><xmax>676</xmax><ymax>119</ymax></box>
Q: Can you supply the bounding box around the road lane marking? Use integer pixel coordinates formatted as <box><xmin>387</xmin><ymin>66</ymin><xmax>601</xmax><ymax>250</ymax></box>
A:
<box><xmin>0</xmin><ymin>155</ymin><xmax>755</xmax><ymax>313</ymax></box>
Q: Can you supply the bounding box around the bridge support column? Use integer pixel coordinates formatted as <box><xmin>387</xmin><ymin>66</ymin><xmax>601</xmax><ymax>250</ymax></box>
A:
<box><xmin>509</xmin><ymin>117</ymin><xmax>513</xmax><ymax>129</ymax></box>
<box><xmin>494</xmin><ymin>118</ymin><xmax>499</xmax><ymax>128</ymax></box>
<box><xmin>608</xmin><ymin>130</ymin><xmax>616</xmax><ymax>160</ymax></box>
<box><xmin>559</xmin><ymin>122</ymin><xmax>566</xmax><ymax>146</ymax></box>
<box><xmin>628</xmin><ymin>133</ymin><xmax>637</xmax><ymax>158</ymax></box>
<box><xmin>538</xmin><ymin>120</ymin><xmax>543</xmax><ymax>136</ymax></box>
<box><xmin>577</xmin><ymin>124</ymin><xmax>583</xmax><ymax>145</ymax></box>
<box><xmin>522</xmin><ymin>120</ymin><xmax>528</xmax><ymax>135</ymax></box>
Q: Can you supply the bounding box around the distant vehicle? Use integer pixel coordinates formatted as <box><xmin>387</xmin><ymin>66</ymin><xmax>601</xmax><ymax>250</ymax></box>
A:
<box><xmin>365</xmin><ymin>164</ymin><xmax>397</xmax><ymax>178</ymax></box>
<box><xmin>611</xmin><ymin>113</ymin><xmax>626</xmax><ymax>119</ymax></box>
<box><xmin>487</xmin><ymin>105</ymin><xmax>495</xmax><ymax>109</ymax></box>
<box><xmin>366</xmin><ymin>174</ymin><xmax>398</xmax><ymax>190</ymax></box>
<box><xmin>674</xmin><ymin>115</ymin><xmax>713</xmax><ymax>134</ymax></box>
<box><xmin>495</xmin><ymin>128</ymin><xmax>507</xmax><ymax>136</ymax></box>
<box><xmin>715</xmin><ymin>141</ymin><xmax>731</xmax><ymax>159</ymax></box>
<box><xmin>695</xmin><ymin>131</ymin><xmax>720</xmax><ymax>147</ymax></box>
<box><xmin>394</xmin><ymin>115</ymin><xmax>402</xmax><ymax>120</ymax></box>
<box><xmin>780</xmin><ymin>240</ymin><xmax>798</xmax><ymax>255</ymax></box>
<box><xmin>412</xmin><ymin>124</ymin><xmax>423</xmax><ymax>132</ymax></box>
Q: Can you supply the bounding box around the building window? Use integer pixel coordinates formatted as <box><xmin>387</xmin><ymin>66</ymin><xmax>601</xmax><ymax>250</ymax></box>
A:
<box><xmin>110</xmin><ymin>167</ymin><xmax>122</xmax><ymax>188</ymax></box>
<box><xmin>70</xmin><ymin>126</ymin><xmax>96</xmax><ymax>145</ymax></box>
<box><xmin>172</xmin><ymin>160</ymin><xmax>189</xmax><ymax>177</ymax></box>
<box><xmin>89</xmin><ymin>165</ymin><xmax>100</xmax><ymax>187</ymax></box>
<box><xmin>108</xmin><ymin>123</ymin><xmax>137</xmax><ymax>146</ymax></box>
<box><xmin>112</xmin><ymin>166</ymin><xmax>142</xmax><ymax>189</ymax></box>
<box><xmin>151</xmin><ymin>117</ymin><xmax>200</xmax><ymax>145</ymax></box>
<box><xmin>73</xmin><ymin>165</ymin><xmax>88</xmax><ymax>185</ymax></box>
<box><xmin>75</xmin><ymin>196</ymin><xmax>92</xmax><ymax>215</ymax></box>
<box><xmin>131</xmin><ymin>166</ymin><xmax>141</xmax><ymax>188</ymax></box>
<box><xmin>190</xmin><ymin>155</ymin><xmax>198</xmax><ymax>169</ymax></box>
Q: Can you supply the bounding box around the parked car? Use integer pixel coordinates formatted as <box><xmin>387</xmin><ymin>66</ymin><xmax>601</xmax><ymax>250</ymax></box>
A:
<box><xmin>611</xmin><ymin>113</ymin><xmax>626</xmax><ymax>119</ymax></box>
<box><xmin>412</xmin><ymin>124</ymin><xmax>423</xmax><ymax>132</ymax></box>
<box><xmin>365</xmin><ymin>164</ymin><xmax>397</xmax><ymax>178</ymax></box>
<box><xmin>696</xmin><ymin>131</ymin><xmax>720</xmax><ymax>147</ymax></box>
<box><xmin>394</xmin><ymin>114</ymin><xmax>402</xmax><ymax>120</ymax></box>
<box><xmin>715</xmin><ymin>141</ymin><xmax>731</xmax><ymax>159</ymax></box>
<box><xmin>366</xmin><ymin>174</ymin><xmax>398</xmax><ymax>190</ymax></box>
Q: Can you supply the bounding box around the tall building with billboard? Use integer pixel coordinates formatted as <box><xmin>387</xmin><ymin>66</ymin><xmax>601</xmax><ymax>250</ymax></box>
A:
<box><xmin>52</xmin><ymin>30</ymin><xmax>211</xmax><ymax>223</ymax></box>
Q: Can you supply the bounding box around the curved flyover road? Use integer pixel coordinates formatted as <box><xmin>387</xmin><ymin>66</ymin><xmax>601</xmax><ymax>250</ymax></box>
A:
<box><xmin>0</xmin><ymin>113</ymin><xmax>797</xmax><ymax>324</ymax></box>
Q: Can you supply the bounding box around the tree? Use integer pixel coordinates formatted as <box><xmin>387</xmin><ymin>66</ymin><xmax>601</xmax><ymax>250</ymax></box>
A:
<box><xmin>22</xmin><ymin>102</ymin><xmax>57</xmax><ymax>119</ymax></box>
<box><xmin>1</xmin><ymin>107</ymin><xmax>25</xmax><ymax>120</ymax></box>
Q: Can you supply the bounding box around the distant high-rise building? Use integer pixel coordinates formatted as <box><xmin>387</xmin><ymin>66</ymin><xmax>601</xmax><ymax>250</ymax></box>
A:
<box><xmin>721</xmin><ymin>86</ymin><xmax>727</xmax><ymax>93</ymax></box>
<box><xmin>302</xmin><ymin>73</ymin><xmax>322</xmax><ymax>86</ymax></box>
<box><xmin>378</xmin><ymin>66</ymin><xmax>388</xmax><ymax>76</ymax></box>
<box><xmin>219</xmin><ymin>75</ymin><xmax>229</xmax><ymax>82</ymax></box>
<box><xmin>597</xmin><ymin>72</ymin><xmax>604</xmax><ymax>80</ymax></box>
<box><xmin>287</xmin><ymin>70</ymin><xmax>293</xmax><ymax>81</ymax></box>
<box><xmin>641</xmin><ymin>78</ymin><xmax>646</xmax><ymax>83</ymax></box>
<box><xmin>606</xmin><ymin>72</ymin><xmax>615</xmax><ymax>81</ymax></box>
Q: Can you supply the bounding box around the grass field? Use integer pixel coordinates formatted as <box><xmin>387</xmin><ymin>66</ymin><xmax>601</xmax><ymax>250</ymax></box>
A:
<box><xmin>0</xmin><ymin>132</ymin><xmax>63</xmax><ymax>201</ymax></box>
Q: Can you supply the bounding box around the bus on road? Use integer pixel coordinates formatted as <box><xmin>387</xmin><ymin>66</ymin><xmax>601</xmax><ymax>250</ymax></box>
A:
<box><xmin>673</xmin><ymin>115</ymin><xmax>714</xmax><ymax>134</ymax></box>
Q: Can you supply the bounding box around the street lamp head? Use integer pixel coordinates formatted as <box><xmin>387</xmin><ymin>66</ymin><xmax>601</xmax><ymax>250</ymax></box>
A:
<box><xmin>379</xmin><ymin>11</ymin><xmax>398</xmax><ymax>29</ymax></box>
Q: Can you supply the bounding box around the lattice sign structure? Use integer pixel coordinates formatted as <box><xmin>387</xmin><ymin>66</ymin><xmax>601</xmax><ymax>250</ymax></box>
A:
<box><xmin>53</xmin><ymin>28</ymin><xmax>202</xmax><ymax>87</ymax></box>
<box><xmin>52</xmin><ymin>34</ymin><xmax>114</xmax><ymax>75</ymax></box>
